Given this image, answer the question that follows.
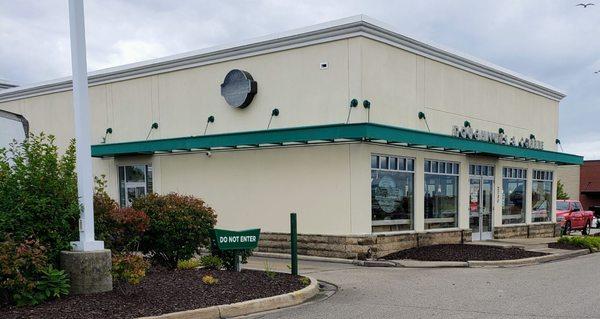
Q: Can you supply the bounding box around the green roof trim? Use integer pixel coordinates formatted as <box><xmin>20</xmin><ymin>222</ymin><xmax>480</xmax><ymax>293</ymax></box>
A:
<box><xmin>91</xmin><ymin>123</ymin><xmax>583</xmax><ymax>165</ymax></box>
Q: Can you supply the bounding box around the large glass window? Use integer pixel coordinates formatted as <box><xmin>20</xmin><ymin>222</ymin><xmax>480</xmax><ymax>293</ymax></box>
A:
<box><xmin>532</xmin><ymin>170</ymin><xmax>553</xmax><ymax>223</ymax></box>
<box><xmin>118</xmin><ymin>164</ymin><xmax>153</xmax><ymax>207</ymax></box>
<box><xmin>502</xmin><ymin>167</ymin><xmax>527</xmax><ymax>224</ymax></box>
<box><xmin>371</xmin><ymin>155</ymin><xmax>414</xmax><ymax>232</ymax></box>
<box><xmin>424</xmin><ymin>160</ymin><xmax>459</xmax><ymax>229</ymax></box>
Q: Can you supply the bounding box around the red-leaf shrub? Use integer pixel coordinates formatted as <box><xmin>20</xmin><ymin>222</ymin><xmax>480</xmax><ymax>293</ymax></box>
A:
<box><xmin>103</xmin><ymin>207</ymin><xmax>149</xmax><ymax>252</ymax></box>
<box><xmin>0</xmin><ymin>236</ymin><xmax>48</xmax><ymax>306</ymax></box>
<box><xmin>93</xmin><ymin>176</ymin><xmax>149</xmax><ymax>253</ymax></box>
<box><xmin>133</xmin><ymin>193</ymin><xmax>217</xmax><ymax>269</ymax></box>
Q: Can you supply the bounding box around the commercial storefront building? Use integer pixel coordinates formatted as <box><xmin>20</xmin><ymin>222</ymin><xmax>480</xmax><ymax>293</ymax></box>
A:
<box><xmin>0</xmin><ymin>16</ymin><xmax>582</xmax><ymax>258</ymax></box>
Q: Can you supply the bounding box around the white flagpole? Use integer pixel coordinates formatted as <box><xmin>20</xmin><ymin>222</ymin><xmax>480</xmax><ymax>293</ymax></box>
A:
<box><xmin>68</xmin><ymin>0</ymin><xmax>103</xmax><ymax>251</ymax></box>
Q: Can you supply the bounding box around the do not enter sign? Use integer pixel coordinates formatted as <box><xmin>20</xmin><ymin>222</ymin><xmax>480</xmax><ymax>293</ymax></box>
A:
<box><xmin>211</xmin><ymin>228</ymin><xmax>261</xmax><ymax>251</ymax></box>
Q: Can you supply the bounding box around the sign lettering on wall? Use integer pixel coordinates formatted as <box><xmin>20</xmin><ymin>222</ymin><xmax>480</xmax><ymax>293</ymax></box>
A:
<box><xmin>452</xmin><ymin>125</ymin><xmax>544</xmax><ymax>150</ymax></box>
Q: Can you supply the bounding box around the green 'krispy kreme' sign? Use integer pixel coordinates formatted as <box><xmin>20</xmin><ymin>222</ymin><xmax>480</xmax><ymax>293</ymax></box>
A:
<box><xmin>211</xmin><ymin>228</ymin><xmax>261</xmax><ymax>251</ymax></box>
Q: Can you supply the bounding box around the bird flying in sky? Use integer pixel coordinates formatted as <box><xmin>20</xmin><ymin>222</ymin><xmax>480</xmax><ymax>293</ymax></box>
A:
<box><xmin>576</xmin><ymin>3</ymin><xmax>595</xmax><ymax>7</ymax></box>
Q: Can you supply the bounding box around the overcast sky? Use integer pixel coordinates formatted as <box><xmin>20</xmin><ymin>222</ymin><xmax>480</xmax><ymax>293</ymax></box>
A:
<box><xmin>1</xmin><ymin>0</ymin><xmax>599</xmax><ymax>158</ymax></box>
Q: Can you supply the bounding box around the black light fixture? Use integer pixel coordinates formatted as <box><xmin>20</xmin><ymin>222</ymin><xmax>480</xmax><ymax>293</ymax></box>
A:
<box><xmin>345</xmin><ymin>99</ymin><xmax>358</xmax><ymax>124</ymax></box>
<box><xmin>418</xmin><ymin>112</ymin><xmax>430</xmax><ymax>132</ymax></box>
<box><xmin>363</xmin><ymin>100</ymin><xmax>371</xmax><ymax>122</ymax></box>
<box><xmin>267</xmin><ymin>108</ymin><xmax>279</xmax><ymax>129</ymax></box>
<box><xmin>204</xmin><ymin>115</ymin><xmax>215</xmax><ymax>135</ymax></box>
<box><xmin>530</xmin><ymin>134</ymin><xmax>536</xmax><ymax>140</ymax></box>
<box><xmin>498</xmin><ymin>128</ymin><xmax>504</xmax><ymax>134</ymax></box>
<box><xmin>102</xmin><ymin>127</ymin><xmax>113</xmax><ymax>144</ymax></box>
<box><xmin>556</xmin><ymin>138</ymin><xmax>564</xmax><ymax>152</ymax></box>
<box><xmin>146</xmin><ymin>122</ymin><xmax>159</xmax><ymax>140</ymax></box>
<box><xmin>464</xmin><ymin>120</ymin><xmax>471</xmax><ymax>128</ymax></box>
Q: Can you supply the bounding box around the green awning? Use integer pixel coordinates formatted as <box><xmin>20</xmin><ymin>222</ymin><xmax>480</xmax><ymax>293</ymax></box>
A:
<box><xmin>91</xmin><ymin>123</ymin><xmax>583</xmax><ymax>165</ymax></box>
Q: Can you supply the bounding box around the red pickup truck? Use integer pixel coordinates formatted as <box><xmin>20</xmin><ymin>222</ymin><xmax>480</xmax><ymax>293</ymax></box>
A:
<box><xmin>556</xmin><ymin>200</ymin><xmax>594</xmax><ymax>235</ymax></box>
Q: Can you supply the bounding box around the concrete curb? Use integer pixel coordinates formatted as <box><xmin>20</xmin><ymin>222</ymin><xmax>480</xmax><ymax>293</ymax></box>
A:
<box><xmin>395</xmin><ymin>260</ymin><xmax>469</xmax><ymax>268</ymax></box>
<box><xmin>254</xmin><ymin>249</ymin><xmax>590</xmax><ymax>269</ymax></box>
<box><xmin>467</xmin><ymin>249</ymin><xmax>590</xmax><ymax>267</ymax></box>
<box><xmin>138</xmin><ymin>276</ymin><xmax>319</xmax><ymax>319</ymax></box>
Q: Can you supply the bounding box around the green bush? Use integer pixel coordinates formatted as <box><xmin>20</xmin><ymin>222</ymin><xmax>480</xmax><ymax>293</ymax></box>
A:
<box><xmin>133</xmin><ymin>193</ymin><xmax>218</xmax><ymax>269</ymax></box>
<box><xmin>112</xmin><ymin>253</ymin><xmax>150</xmax><ymax>286</ymax></box>
<box><xmin>199</xmin><ymin>255</ymin><xmax>223</xmax><ymax>270</ymax></box>
<box><xmin>557</xmin><ymin>236</ymin><xmax>600</xmax><ymax>252</ymax></box>
<box><xmin>210</xmin><ymin>240</ymin><xmax>252</xmax><ymax>271</ymax></box>
<box><xmin>177</xmin><ymin>258</ymin><xmax>201</xmax><ymax>270</ymax></box>
<box><xmin>34</xmin><ymin>266</ymin><xmax>70</xmax><ymax>303</ymax></box>
<box><xmin>0</xmin><ymin>236</ymin><xmax>69</xmax><ymax>306</ymax></box>
<box><xmin>0</xmin><ymin>134</ymin><xmax>79</xmax><ymax>265</ymax></box>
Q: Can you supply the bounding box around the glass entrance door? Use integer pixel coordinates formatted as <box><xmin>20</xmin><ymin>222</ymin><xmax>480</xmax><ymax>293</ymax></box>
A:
<box><xmin>470</xmin><ymin>177</ymin><xmax>493</xmax><ymax>240</ymax></box>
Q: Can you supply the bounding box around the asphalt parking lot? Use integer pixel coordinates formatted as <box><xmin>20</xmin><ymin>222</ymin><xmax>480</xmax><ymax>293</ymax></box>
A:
<box><xmin>244</xmin><ymin>251</ymin><xmax>600</xmax><ymax>319</ymax></box>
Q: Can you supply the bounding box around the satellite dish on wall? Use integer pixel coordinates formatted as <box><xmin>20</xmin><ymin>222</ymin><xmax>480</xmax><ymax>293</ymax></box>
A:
<box><xmin>220</xmin><ymin>69</ymin><xmax>257</xmax><ymax>108</ymax></box>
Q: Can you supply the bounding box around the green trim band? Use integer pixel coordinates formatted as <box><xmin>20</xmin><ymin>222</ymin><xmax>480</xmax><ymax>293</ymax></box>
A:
<box><xmin>91</xmin><ymin>123</ymin><xmax>583</xmax><ymax>165</ymax></box>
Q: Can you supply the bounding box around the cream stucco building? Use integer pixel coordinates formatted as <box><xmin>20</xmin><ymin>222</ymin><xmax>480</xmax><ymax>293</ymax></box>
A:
<box><xmin>0</xmin><ymin>16</ymin><xmax>582</xmax><ymax>258</ymax></box>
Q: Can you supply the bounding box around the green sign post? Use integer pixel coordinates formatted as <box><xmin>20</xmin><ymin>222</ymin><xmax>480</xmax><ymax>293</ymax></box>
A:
<box><xmin>211</xmin><ymin>228</ymin><xmax>260</xmax><ymax>271</ymax></box>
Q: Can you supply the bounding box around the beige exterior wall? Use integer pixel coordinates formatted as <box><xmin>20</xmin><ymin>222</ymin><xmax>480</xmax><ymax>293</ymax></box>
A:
<box><xmin>359</xmin><ymin>38</ymin><xmax>559</xmax><ymax>151</ymax></box>
<box><xmin>557</xmin><ymin>165</ymin><xmax>580</xmax><ymax>200</ymax></box>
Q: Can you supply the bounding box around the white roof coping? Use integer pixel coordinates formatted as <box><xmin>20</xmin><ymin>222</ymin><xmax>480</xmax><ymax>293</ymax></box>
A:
<box><xmin>0</xmin><ymin>15</ymin><xmax>566</xmax><ymax>102</ymax></box>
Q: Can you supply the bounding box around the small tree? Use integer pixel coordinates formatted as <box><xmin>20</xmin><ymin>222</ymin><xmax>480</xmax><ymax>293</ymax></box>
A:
<box><xmin>0</xmin><ymin>134</ymin><xmax>79</xmax><ymax>265</ymax></box>
<box><xmin>557</xmin><ymin>180</ymin><xmax>570</xmax><ymax>200</ymax></box>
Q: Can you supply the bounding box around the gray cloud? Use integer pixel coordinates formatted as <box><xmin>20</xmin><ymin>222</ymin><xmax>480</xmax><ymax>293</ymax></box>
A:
<box><xmin>1</xmin><ymin>0</ymin><xmax>598</xmax><ymax>157</ymax></box>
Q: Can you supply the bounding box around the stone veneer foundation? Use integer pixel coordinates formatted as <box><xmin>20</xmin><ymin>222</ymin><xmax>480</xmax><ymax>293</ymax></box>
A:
<box><xmin>259</xmin><ymin>223</ymin><xmax>559</xmax><ymax>259</ymax></box>
<box><xmin>258</xmin><ymin>229</ymin><xmax>472</xmax><ymax>259</ymax></box>
<box><xmin>493</xmin><ymin>222</ymin><xmax>560</xmax><ymax>239</ymax></box>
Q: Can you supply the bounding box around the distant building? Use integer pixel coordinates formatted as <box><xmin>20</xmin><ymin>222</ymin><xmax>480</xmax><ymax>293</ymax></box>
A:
<box><xmin>557</xmin><ymin>165</ymin><xmax>580</xmax><ymax>200</ymax></box>
<box><xmin>580</xmin><ymin>161</ymin><xmax>600</xmax><ymax>210</ymax></box>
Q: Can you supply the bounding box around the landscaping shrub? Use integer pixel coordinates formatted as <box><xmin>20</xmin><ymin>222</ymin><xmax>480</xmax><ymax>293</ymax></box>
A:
<box><xmin>93</xmin><ymin>176</ymin><xmax>149</xmax><ymax>252</ymax></box>
<box><xmin>199</xmin><ymin>255</ymin><xmax>223</xmax><ymax>270</ymax></box>
<box><xmin>103</xmin><ymin>207</ymin><xmax>149</xmax><ymax>252</ymax></box>
<box><xmin>111</xmin><ymin>253</ymin><xmax>150</xmax><ymax>286</ymax></box>
<box><xmin>210</xmin><ymin>240</ymin><xmax>252</xmax><ymax>271</ymax></box>
<box><xmin>177</xmin><ymin>258</ymin><xmax>201</xmax><ymax>270</ymax></box>
<box><xmin>133</xmin><ymin>193</ymin><xmax>217</xmax><ymax>268</ymax></box>
<box><xmin>0</xmin><ymin>134</ymin><xmax>79</xmax><ymax>265</ymax></box>
<box><xmin>201</xmin><ymin>275</ymin><xmax>218</xmax><ymax>285</ymax></box>
<box><xmin>0</xmin><ymin>236</ymin><xmax>69</xmax><ymax>306</ymax></box>
<box><xmin>557</xmin><ymin>236</ymin><xmax>600</xmax><ymax>252</ymax></box>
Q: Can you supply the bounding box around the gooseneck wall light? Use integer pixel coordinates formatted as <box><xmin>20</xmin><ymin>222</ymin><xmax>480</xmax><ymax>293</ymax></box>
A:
<box><xmin>146</xmin><ymin>122</ymin><xmax>159</xmax><ymax>140</ymax></box>
<box><xmin>418</xmin><ymin>112</ymin><xmax>430</xmax><ymax>132</ymax></box>
<box><xmin>363</xmin><ymin>100</ymin><xmax>371</xmax><ymax>122</ymax></box>
<box><xmin>102</xmin><ymin>127</ymin><xmax>112</xmax><ymax>143</ymax></box>
<box><xmin>267</xmin><ymin>108</ymin><xmax>279</xmax><ymax>129</ymax></box>
<box><xmin>556</xmin><ymin>139</ymin><xmax>564</xmax><ymax>152</ymax></box>
<box><xmin>345</xmin><ymin>99</ymin><xmax>358</xmax><ymax>124</ymax></box>
<box><xmin>204</xmin><ymin>115</ymin><xmax>215</xmax><ymax>135</ymax></box>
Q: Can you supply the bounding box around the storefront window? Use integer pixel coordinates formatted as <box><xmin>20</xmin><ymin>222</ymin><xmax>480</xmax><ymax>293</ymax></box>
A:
<box><xmin>424</xmin><ymin>160</ymin><xmax>459</xmax><ymax>229</ymax></box>
<box><xmin>532</xmin><ymin>170</ymin><xmax>553</xmax><ymax>223</ymax></box>
<box><xmin>371</xmin><ymin>155</ymin><xmax>414</xmax><ymax>232</ymax></box>
<box><xmin>118</xmin><ymin>164</ymin><xmax>153</xmax><ymax>207</ymax></box>
<box><xmin>502</xmin><ymin>167</ymin><xmax>527</xmax><ymax>224</ymax></box>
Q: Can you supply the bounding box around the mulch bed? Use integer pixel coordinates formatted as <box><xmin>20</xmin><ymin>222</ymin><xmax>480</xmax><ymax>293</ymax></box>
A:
<box><xmin>380</xmin><ymin>244</ymin><xmax>548</xmax><ymax>262</ymax></box>
<box><xmin>548</xmin><ymin>242</ymin><xmax>585</xmax><ymax>250</ymax></box>
<box><xmin>0</xmin><ymin>268</ymin><xmax>306</xmax><ymax>319</ymax></box>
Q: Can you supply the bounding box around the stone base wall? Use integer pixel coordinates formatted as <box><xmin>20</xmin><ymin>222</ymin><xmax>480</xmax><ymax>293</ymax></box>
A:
<box><xmin>258</xmin><ymin>229</ymin><xmax>471</xmax><ymax>259</ymax></box>
<box><xmin>494</xmin><ymin>223</ymin><xmax>559</xmax><ymax>239</ymax></box>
